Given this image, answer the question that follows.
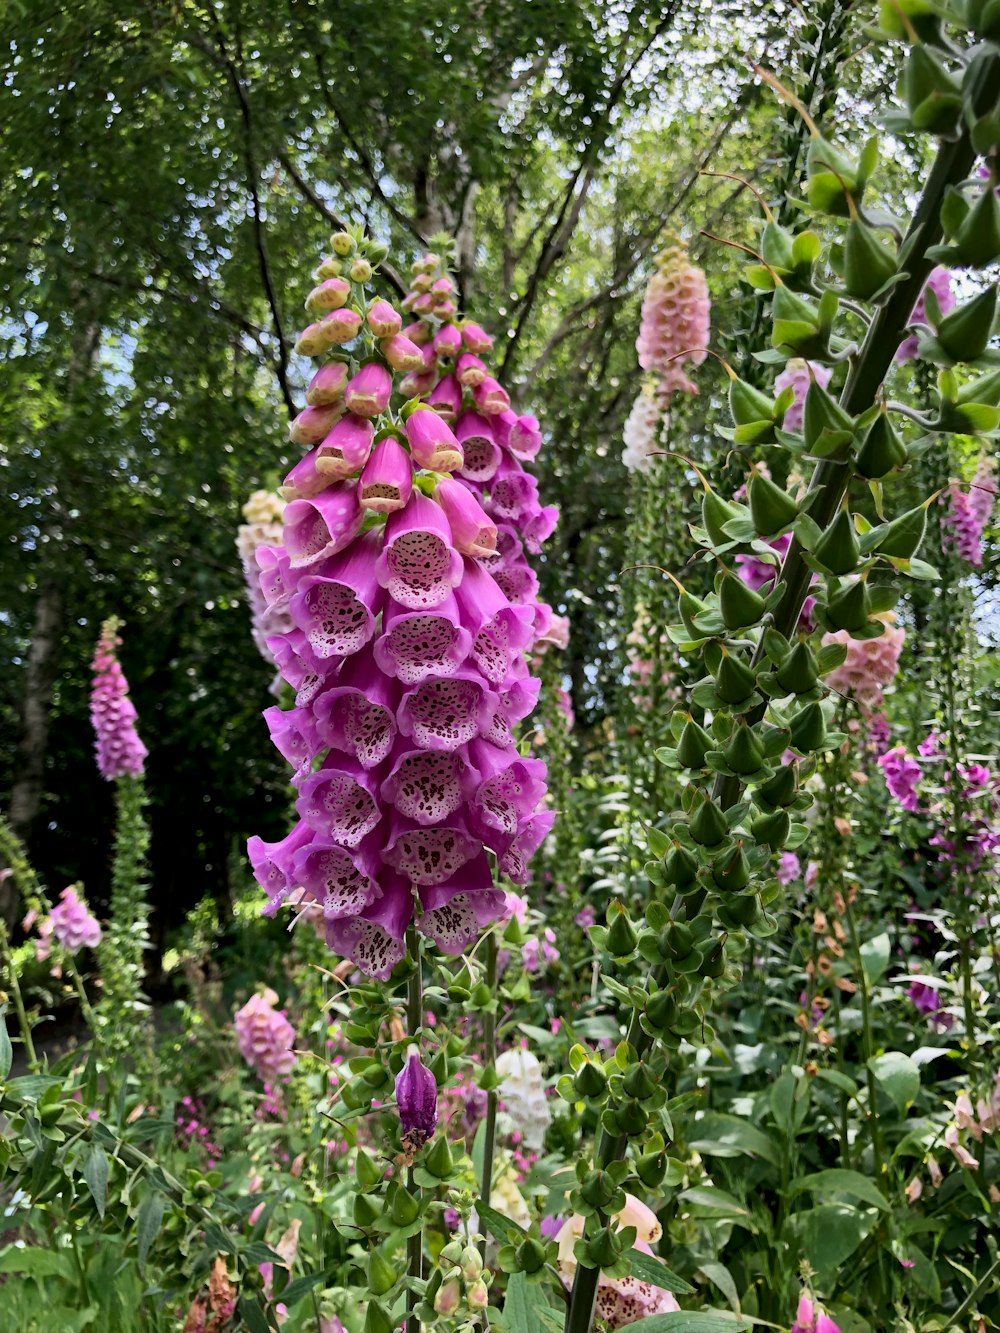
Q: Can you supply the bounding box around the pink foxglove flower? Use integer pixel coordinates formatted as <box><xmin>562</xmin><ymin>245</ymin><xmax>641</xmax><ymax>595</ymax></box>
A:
<box><xmin>636</xmin><ymin>242</ymin><xmax>710</xmax><ymax>404</ymax></box>
<box><xmin>248</xmin><ymin>247</ymin><xmax>556</xmax><ymax>980</ymax></box>
<box><xmin>237</xmin><ymin>490</ymin><xmax>291</xmax><ymax>675</ymax></box>
<box><xmin>90</xmin><ymin>620</ymin><xmax>148</xmax><ymax>780</ymax></box>
<box><xmin>395</xmin><ymin>1045</ymin><xmax>438</xmax><ymax>1146</ymax></box>
<box><xmin>774</xmin><ymin>359</ymin><xmax>832</xmax><ymax>434</ymax></box>
<box><xmin>896</xmin><ymin>265</ymin><xmax>955</xmax><ymax>363</ymax></box>
<box><xmin>879</xmin><ymin>745</ymin><xmax>922</xmax><ymax>812</ymax></box>
<box><xmin>943</xmin><ymin>451</ymin><xmax>996</xmax><ymax>567</ymax></box>
<box><xmin>792</xmin><ymin>1292</ymin><xmax>841</xmax><ymax>1333</ymax></box>
<box><xmin>48</xmin><ymin>885</ymin><xmax>102</xmax><ymax>952</ymax></box>
<box><xmin>234</xmin><ymin>988</ymin><xmax>297</xmax><ymax>1084</ymax></box>
<box><xmin>822</xmin><ymin>620</ymin><xmax>906</xmax><ymax>710</ymax></box>
<box><xmin>622</xmin><ymin>387</ymin><xmax>662</xmax><ymax>473</ymax></box>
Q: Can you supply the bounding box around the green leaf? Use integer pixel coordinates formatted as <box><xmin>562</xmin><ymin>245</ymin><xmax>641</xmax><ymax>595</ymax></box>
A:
<box><xmin>626</xmin><ymin>1248</ymin><xmax>695</xmax><ymax>1295</ymax></box>
<box><xmin>135</xmin><ymin>1190</ymin><xmax>166</xmax><ymax>1268</ymax></box>
<box><xmin>280</xmin><ymin>1268</ymin><xmax>337</xmax><ymax>1309</ymax></box>
<box><xmin>687</xmin><ymin>1112</ymin><xmax>781</xmax><ymax>1166</ymax></box>
<box><xmin>789</xmin><ymin>1204</ymin><xmax>876</xmax><ymax>1276</ymax></box>
<box><xmin>677</xmin><ymin>1186</ymin><xmax>749</xmax><ymax>1217</ymax></box>
<box><xmin>868</xmin><ymin>1051</ymin><xmax>920</xmax><ymax>1115</ymax></box>
<box><xmin>0</xmin><ymin>1011</ymin><xmax>12</xmax><ymax>1080</ymax></box>
<box><xmin>478</xmin><ymin>1202</ymin><xmax>529</xmax><ymax>1247</ymax></box>
<box><xmin>503</xmin><ymin>1272</ymin><xmax>554</xmax><ymax>1332</ymax></box>
<box><xmin>4</xmin><ymin>1074</ymin><xmax>60</xmax><ymax>1102</ymax></box>
<box><xmin>238</xmin><ymin>1295</ymin><xmax>276</xmax><ymax>1333</ymax></box>
<box><xmin>698</xmin><ymin>1262</ymin><xmax>741</xmax><ymax>1314</ymax></box>
<box><xmin>620</xmin><ymin>1314</ymin><xmax>750</xmax><ymax>1332</ymax></box>
<box><xmin>83</xmin><ymin>1144</ymin><xmax>109</xmax><ymax>1220</ymax></box>
<box><xmin>858</xmin><ymin>932</ymin><xmax>890</xmax><ymax>985</ymax></box>
<box><xmin>788</xmin><ymin>1169</ymin><xmax>888</xmax><ymax>1212</ymax></box>
<box><xmin>0</xmin><ymin>1245</ymin><xmax>75</xmax><ymax>1278</ymax></box>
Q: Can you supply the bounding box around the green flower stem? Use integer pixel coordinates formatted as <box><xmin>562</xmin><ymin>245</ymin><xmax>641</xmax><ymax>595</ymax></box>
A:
<box><xmin>479</xmin><ymin>929</ymin><xmax>499</xmax><ymax>1236</ymax></box>
<box><xmin>405</xmin><ymin>927</ymin><xmax>423</xmax><ymax>1333</ymax></box>
<box><xmin>844</xmin><ymin>888</ymin><xmax>883</xmax><ymax>1182</ymax></box>
<box><xmin>0</xmin><ymin>917</ymin><xmax>39</xmax><ymax>1073</ymax></box>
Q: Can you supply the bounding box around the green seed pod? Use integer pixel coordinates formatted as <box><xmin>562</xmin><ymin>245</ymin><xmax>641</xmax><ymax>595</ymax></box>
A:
<box><xmin>803</xmin><ymin>382</ymin><xmax>855</xmax><ymax>450</ymax></box>
<box><xmin>843</xmin><ymin>219</ymin><xmax>897</xmax><ymax>300</ymax></box>
<box><xmin>574</xmin><ymin>1060</ymin><xmax>608</xmax><ymax>1100</ymax></box>
<box><xmin>645</xmin><ymin>988</ymin><xmax>680</xmax><ymax>1032</ymax></box>
<box><xmin>718</xmin><ymin>895</ymin><xmax>760</xmax><ymax>929</ymax></box>
<box><xmin>719</xmin><ymin>572</ymin><xmax>767</xmax><ymax>630</ymax></box>
<box><xmin>789</xmin><ymin>701</ymin><xmax>829</xmax><ymax>753</ymax></box>
<box><xmin>353</xmin><ymin>1192</ymin><xmax>382</xmax><ymax>1227</ymax></box>
<box><xmin>876</xmin><ymin>503</ymin><xmax>927</xmax><ymax>559</ymax></box>
<box><xmin>587</xmin><ymin>1225</ymin><xmax>625</xmax><ymax>1269</ymax></box>
<box><xmin>952</xmin><ymin>187</ymin><xmax>1000</xmax><ymax>267</ymax></box>
<box><xmin>750</xmin><ymin>807</ymin><xmax>791</xmax><ymax>850</ymax></box>
<box><xmin>761</xmin><ymin>221</ymin><xmax>796</xmax><ymax>270</ymax></box>
<box><xmin>757</xmin><ymin>763</ymin><xmax>799</xmax><ymax>809</ymax></box>
<box><xmin>387</xmin><ymin>1179</ymin><xmax>421</xmax><ymax>1225</ymax></box>
<box><xmin>712</xmin><ymin>841</ymin><xmax>750</xmax><ymax>892</ymax></box>
<box><xmin>676</xmin><ymin>717</ymin><xmax>714</xmax><ymax>769</ymax></box>
<box><xmin>340</xmin><ymin>1079</ymin><xmax>371</xmax><ymax>1112</ymax></box>
<box><xmin>606</xmin><ymin>910</ymin><xmax>639</xmax><ymax>958</ymax></box>
<box><xmin>515</xmin><ymin>1238</ymin><xmax>548</xmax><ymax>1274</ymax></box>
<box><xmin>469</xmin><ymin>981</ymin><xmax>493</xmax><ymax>1008</ymax></box>
<box><xmin>825</xmin><ymin>578</ymin><xmax>870</xmax><ymax>633</ymax></box>
<box><xmin>749</xmin><ymin>472</ymin><xmax>799</xmax><ymax>536</ymax></box>
<box><xmin>659</xmin><ymin>921</ymin><xmax>695</xmax><ymax>959</ymax></box>
<box><xmin>716</xmin><ymin>652</ymin><xmax>758</xmax><ymax>705</ymax></box>
<box><xmin>703</xmin><ymin>490</ymin><xmax>741</xmax><ymax>546</ymax></box>
<box><xmin>366</xmin><ymin>241</ymin><xmax>390</xmax><ymax>266</ymax></box>
<box><xmin>678</xmin><ymin>590</ymin><xmax>707</xmax><ymax>636</ymax></box>
<box><xmin>966</xmin><ymin>0</ymin><xmax>1000</xmax><ymax>39</ymax></box>
<box><xmin>855</xmin><ymin>411</ymin><xmax>908</xmax><ymax>479</ymax></box>
<box><xmin>362</xmin><ymin>1061</ymin><xmax>391</xmax><ymax>1089</ymax></box>
<box><xmin>937</xmin><ymin>286</ymin><xmax>997</xmax><ymax>362</ymax></box>
<box><xmin>424</xmin><ymin>1135</ymin><xmax>455</xmax><ymax>1180</ymax></box>
<box><xmin>664</xmin><ymin>844</ymin><xmax>700</xmax><ymax>888</ymax></box>
<box><xmin>807</xmin><ymin>137</ymin><xmax>866</xmax><ymax>216</ymax></box>
<box><xmin>364</xmin><ymin>1302</ymin><xmax>396</xmax><ymax>1333</ymax></box>
<box><xmin>689</xmin><ymin>794</ymin><xmax>730</xmax><ymax>847</ymax></box>
<box><xmin>623</xmin><ymin>1061</ymin><xmax>658</xmax><ymax>1101</ymax></box>
<box><xmin>813</xmin><ymin>509</ymin><xmax>861</xmax><ymax>576</ymax></box>
<box><xmin>904</xmin><ymin>46</ymin><xmax>962</xmax><ymax>134</ymax></box>
<box><xmin>699</xmin><ymin>937</ymin><xmax>727</xmax><ymax>979</ymax></box>
<box><xmin>368</xmin><ymin>1249</ymin><xmax>399</xmax><ymax>1297</ymax></box>
<box><xmin>776</xmin><ymin>641</ymin><xmax>819</xmax><ymax>694</ymax></box>
<box><xmin>355</xmin><ymin>1149</ymin><xmax>381</xmax><ymax>1190</ymax></box>
<box><xmin>580</xmin><ymin>1169</ymin><xmax>619</xmax><ymax>1210</ymax></box>
<box><xmin>723</xmin><ymin>720</ymin><xmax>766</xmax><ymax>774</ymax></box>
<box><xmin>616</xmin><ymin>1097</ymin><xmax>649</xmax><ymax>1136</ymax></box>
<box><xmin>636</xmin><ymin>1147</ymin><xmax>668</xmax><ymax>1189</ymax></box>
<box><xmin>730</xmin><ymin>377</ymin><xmax>778</xmax><ymax>426</ymax></box>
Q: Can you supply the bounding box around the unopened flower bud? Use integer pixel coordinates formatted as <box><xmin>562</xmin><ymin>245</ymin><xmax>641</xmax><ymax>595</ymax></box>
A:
<box><xmin>460</xmin><ymin>1246</ymin><xmax>483</xmax><ymax>1282</ymax></box>
<box><xmin>306</xmin><ymin>361</ymin><xmax>349</xmax><ymax>407</ymax></box>
<box><xmin>473</xmin><ymin>377</ymin><xmax>511</xmax><ymax>416</ymax></box>
<box><xmin>395</xmin><ymin>1046</ymin><xmax>438</xmax><ymax>1145</ymax></box>
<box><xmin>381</xmin><ymin>334</ymin><xmax>425</xmax><ymax>373</ymax></box>
<box><xmin>350</xmin><ymin>258</ymin><xmax>373</xmax><ymax>282</ymax></box>
<box><xmin>434</xmin><ymin>324</ymin><xmax>463</xmax><ymax>360</ymax></box>
<box><xmin>435</xmin><ymin>478</ymin><xmax>495</xmax><ymax>555</ymax></box>
<box><xmin>306</xmin><ymin>277</ymin><xmax>351</xmax><ymax>314</ymax></box>
<box><xmin>330</xmin><ymin>230</ymin><xmax>354</xmax><ymax>256</ymax></box>
<box><xmin>321</xmin><ymin>308</ymin><xmax>363</xmax><ymax>345</ymax></box>
<box><xmin>406</xmin><ymin>409</ymin><xmax>464</xmax><ymax>473</ymax></box>
<box><xmin>315</xmin><ymin>256</ymin><xmax>342</xmax><ymax>280</ymax></box>
<box><xmin>345</xmin><ymin>363</ymin><xmax>393</xmax><ymax>418</ymax></box>
<box><xmin>434</xmin><ymin>1277</ymin><xmax>462</xmax><ymax>1316</ymax></box>
<box><xmin>367</xmin><ymin>299</ymin><xmax>403</xmax><ymax>338</ymax></box>
<box><xmin>466</xmin><ymin>1279</ymin><xmax>489</xmax><ymax>1311</ymax></box>
<box><xmin>289</xmin><ymin>403</ymin><xmax>343</xmax><ymax>447</ymax></box>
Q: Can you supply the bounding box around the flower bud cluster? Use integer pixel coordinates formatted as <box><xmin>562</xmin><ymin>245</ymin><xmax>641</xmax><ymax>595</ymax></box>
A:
<box><xmin>46</xmin><ymin>884</ymin><xmax>102</xmax><ymax>953</ymax></box>
<box><xmin>636</xmin><ymin>242</ymin><xmax>710</xmax><ymax>405</ymax></box>
<box><xmin>234</xmin><ymin>987</ymin><xmax>297</xmax><ymax>1084</ymax></box>
<box><xmin>943</xmin><ymin>450</ymin><xmax>996</xmax><ymax>566</ymax></box>
<box><xmin>248</xmin><ymin>235</ymin><xmax>557</xmax><ymax>979</ymax></box>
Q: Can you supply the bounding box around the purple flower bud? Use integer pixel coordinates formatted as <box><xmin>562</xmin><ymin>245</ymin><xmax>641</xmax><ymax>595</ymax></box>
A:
<box><xmin>399</xmin><ymin>370</ymin><xmax>437</xmax><ymax>399</ymax></box>
<box><xmin>381</xmin><ymin>333</ymin><xmax>425</xmax><ymax>373</ymax></box>
<box><xmin>345</xmin><ymin>363</ymin><xmax>393</xmax><ymax>418</ymax></box>
<box><xmin>403</xmin><ymin>320</ymin><xmax>433</xmax><ymax>347</ymax></box>
<box><xmin>436</xmin><ymin>478</ymin><xmax>497</xmax><ymax>557</ymax></box>
<box><xmin>367</xmin><ymin>299</ymin><xmax>403</xmax><ymax>338</ymax></box>
<box><xmin>305</xmin><ymin>361</ymin><xmax>349</xmax><ymax>407</ymax></box>
<box><xmin>405</xmin><ymin>408</ymin><xmax>464</xmax><ymax>472</ymax></box>
<box><xmin>461</xmin><ymin>321</ymin><xmax>494</xmax><ymax>354</ymax></box>
<box><xmin>473</xmin><ymin>376</ymin><xmax>511</xmax><ymax>416</ymax></box>
<box><xmin>428</xmin><ymin>374</ymin><xmax>463</xmax><ymax>422</ymax></box>
<box><xmin>289</xmin><ymin>403</ymin><xmax>343</xmax><ymax>447</ymax></box>
<box><xmin>359</xmin><ymin>436</ymin><xmax>414</xmax><ymax>514</ymax></box>
<box><xmin>395</xmin><ymin>1046</ymin><xmax>438</xmax><ymax>1144</ymax></box>
<box><xmin>433</xmin><ymin>324</ymin><xmax>462</xmax><ymax>361</ymax></box>
<box><xmin>320</xmin><ymin>308</ymin><xmax>363</xmax><ymax>345</ymax></box>
<box><xmin>456</xmin><ymin>352</ymin><xmax>488</xmax><ymax>386</ymax></box>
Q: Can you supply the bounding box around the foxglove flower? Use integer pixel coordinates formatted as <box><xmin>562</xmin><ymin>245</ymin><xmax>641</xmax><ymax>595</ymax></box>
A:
<box><xmin>774</xmin><ymin>359</ymin><xmax>833</xmax><ymax>434</ymax></box>
<box><xmin>248</xmin><ymin>243</ymin><xmax>555</xmax><ymax>980</ymax></box>
<box><xmin>896</xmin><ymin>266</ymin><xmax>955</xmax><ymax>363</ymax></box>
<box><xmin>823</xmin><ymin>619</ymin><xmax>906</xmax><ymax>711</ymax></box>
<box><xmin>879</xmin><ymin>745</ymin><xmax>922</xmax><ymax>812</ymax></box>
<box><xmin>90</xmin><ymin>620</ymin><xmax>148</xmax><ymax>780</ymax></box>
<box><xmin>395</xmin><ymin>1045</ymin><xmax>438</xmax><ymax>1145</ymax></box>
<box><xmin>48</xmin><ymin>885</ymin><xmax>102</xmax><ymax>952</ymax></box>
<box><xmin>235</xmin><ymin>988</ymin><xmax>297</xmax><ymax>1084</ymax></box>
<box><xmin>495</xmin><ymin>1047</ymin><xmax>551</xmax><ymax>1150</ymax></box>
<box><xmin>637</xmin><ymin>241</ymin><xmax>710</xmax><ymax>404</ymax></box>
<box><xmin>622</xmin><ymin>387</ymin><xmax>662</xmax><ymax>473</ymax></box>
<box><xmin>943</xmin><ymin>452</ymin><xmax>996</xmax><ymax>566</ymax></box>
<box><xmin>237</xmin><ymin>490</ymin><xmax>291</xmax><ymax>675</ymax></box>
<box><xmin>792</xmin><ymin>1293</ymin><xmax>841</xmax><ymax>1333</ymax></box>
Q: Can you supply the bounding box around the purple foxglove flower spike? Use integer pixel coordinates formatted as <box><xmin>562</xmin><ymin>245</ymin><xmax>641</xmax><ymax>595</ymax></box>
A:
<box><xmin>344</xmin><ymin>362</ymin><xmax>393</xmax><ymax>417</ymax></box>
<box><xmin>395</xmin><ymin>1046</ymin><xmax>439</xmax><ymax>1145</ymax></box>
<box><xmin>90</xmin><ymin>620</ymin><xmax>148</xmax><ymax>780</ymax></box>
<box><xmin>405</xmin><ymin>407</ymin><xmax>464</xmax><ymax>472</ymax></box>
<box><xmin>48</xmin><ymin>886</ymin><xmax>102</xmax><ymax>952</ymax></box>
<box><xmin>306</xmin><ymin>361</ymin><xmax>349</xmax><ymax>406</ymax></box>
<box><xmin>435</xmin><ymin>478</ymin><xmax>497</xmax><ymax>557</ymax></box>
<box><xmin>359</xmin><ymin>436</ymin><xmax>414</xmax><ymax>513</ymax></box>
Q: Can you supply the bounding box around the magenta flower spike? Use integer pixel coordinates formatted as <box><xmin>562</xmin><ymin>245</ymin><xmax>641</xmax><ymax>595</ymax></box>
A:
<box><xmin>48</xmin><ymin>886</ymin><xmax>102</xmax><ymax>952</ymax></box>
<box><xmin>381</xmin><ymin>333</ymin><xmax>425</xmax><ymax>373</ymax></box>
<box><xmin>283</xmin><ymin>484</ymin><xmax>365</xmax><ymax>568</ymax></box>
<box><xmin>90</xmin><ymin>620</ymin><xmax>148</xmax><ymax>780</ymax></box>
<box><xmin>461</xmin><ymin>321</ymin><xmax>494</xmax><ymax>354</ymax></box>
<box><xmin>234</xmin><ymin>989</ymin><xmax>297</xmax><ymax>1084</ymax></box>
<box><xmin>394</xmin><ymin>1046</ymin><xmax>439</xmax><ymax>1145</ymax></box>
<box><xmin>367</xmin><ymin>298</ymin><xmax>403</xmax><ymax>337</ymax></box>
<box><xmin>375</xmin><ymin>492</ymin><xmax>465</xmax><ymax>609</ymax></box>
<box><xmin>344</xmin><ymin>362</ymin><xmax>393</xmax><ymax>417</ymax></box>
<box><xmin>306</xmin><ymin>361</ymin><xmax>349</xmax><ymax>407</ymax></box>
<box><xmin>405</xmin><ymin>408</ymin><xmax>464</xmax><ymax>472</ymax></box>
<box><xmin>359</xmin><ymin>436</ymin><xmax>414</xmax><ymax>514</ymax></box>
<box><xmin>288</xmin><ymin>402</ymin><xmax>344</xmax><ymax>447</ymax></box>
<box><xmin>373</xmin><ymin>594</ymin><xmax>473</xmax><ymax>684</ymax></box>
<box><xmin>288</xmin><ymin>530</ymin><xmax>385</xmax><ymax>660</ymax></box>
<box><xmin>435</xmin><ymin>477</ymin><xmax>498</xmax><ymax>557</ymax></box>
<box><xmin>428</xmin><ymin>374</ymin><xmax>463</xmax><ymax>421</ymax></box>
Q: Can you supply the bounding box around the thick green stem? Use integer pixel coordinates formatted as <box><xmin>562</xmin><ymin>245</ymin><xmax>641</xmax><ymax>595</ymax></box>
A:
<box><xmin>844</xmin><ymin>891</ymin><xmax>883</xmax><ymax>1182</ymax></box>
<box><xmin>479</xmin><ymin>931</ymin><xmax>499</xmax><ymax>1235</ymax></box>
<box><xmin>405</xmin><ymin>928</ymin><xmax>423</xmax><ymax>1333</ymax></box>
<box><xmin>0</xmin><ymin>918</ymin><xmax>39</xmax><ymax>1073</ymax></box>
